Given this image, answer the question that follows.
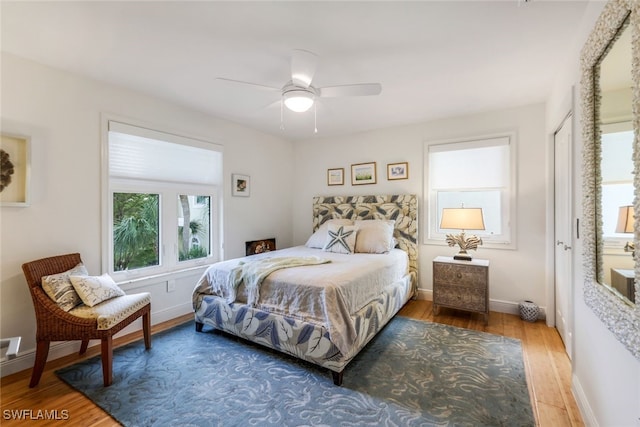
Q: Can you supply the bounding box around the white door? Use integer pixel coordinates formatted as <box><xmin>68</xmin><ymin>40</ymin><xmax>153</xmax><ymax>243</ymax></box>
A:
<box><xmin>554</xmin><ymin>113</ymin><xmax>573</xmax><ymax>359</ymax></box>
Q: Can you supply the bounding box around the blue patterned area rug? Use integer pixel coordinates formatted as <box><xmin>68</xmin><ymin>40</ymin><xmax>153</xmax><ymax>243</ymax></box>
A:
<box><xmin>56</xmin><ymin>316</ymin><xmax>535</xmax><ymax>426</ymax></box>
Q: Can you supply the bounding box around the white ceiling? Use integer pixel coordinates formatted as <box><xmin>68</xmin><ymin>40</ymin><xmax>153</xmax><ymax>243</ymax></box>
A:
<box><xmin>1</xmin><ymin>1</ymin><xmax>594</xmax><ymax>141</ymax></box>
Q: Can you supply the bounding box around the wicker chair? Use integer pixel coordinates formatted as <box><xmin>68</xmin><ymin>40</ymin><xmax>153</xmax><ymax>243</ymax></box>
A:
<box><xmin>22</xmin><ymin>253</ymin><xmax>151</xmax><ymax>387</ymax></box>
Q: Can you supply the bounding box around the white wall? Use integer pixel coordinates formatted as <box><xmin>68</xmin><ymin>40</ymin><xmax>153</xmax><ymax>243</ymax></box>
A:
<box><xmin>545</xmin><ymin>1</ymin><xmax>640</xmax><ymax>426</ymax></box>
<box><xmin>3</xmin><ymin>2</ymin><xmax>639</xmax><ymax>424</ymax></box>
<box><xmin>292</xmin><ymin>103</ymin><xmax>548</xmax><ymax>316</ymax></box>
<box><xmin>0</xmin><ymin>53</ymin><xmax>294</xmax><ymax>375</ymax></box>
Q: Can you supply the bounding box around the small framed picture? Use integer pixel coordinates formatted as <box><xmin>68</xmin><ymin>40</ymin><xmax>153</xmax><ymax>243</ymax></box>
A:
<box><xmin>351</xmin><ymin>162</ymin><xmax>377</xmax><ymax>185</ymax></box>
<box><xmin>232</xmin><ymin>173</ymin><xmax>250</xmax><ymax>197</ymax></box>
<box><xmin>327</xmin><ymin>168</ymin><xmax>344</xmax><ymax>186</ymax></box>
<box><xmin>387</xmin><ymin>162</ymin><xmax>409</xmax><ymax>180</ymax></box>
<box><xmin>1</xmin><ymin>132</ymin><xmax>31</xmax><ymax>207</ymax></box>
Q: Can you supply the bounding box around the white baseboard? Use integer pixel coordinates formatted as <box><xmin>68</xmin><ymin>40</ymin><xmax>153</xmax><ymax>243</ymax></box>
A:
<box><xmin>415</xmin><ymin>288</ymin><xmax>432</xmax><ymax>301</ymax></box>
<box><xmin>572</xmin><ymin>373</ymin><xmax>598</xmax><ymax>427</ymax></box>
<box><xmin>414</xmin><ymin>289</ymin><xmax>547</xmax><ymax>320</ymax></box>
<box><xmin>0</xmin><ymin>303</ymin><xmax>192</xmax><ymax>378</ymax></box>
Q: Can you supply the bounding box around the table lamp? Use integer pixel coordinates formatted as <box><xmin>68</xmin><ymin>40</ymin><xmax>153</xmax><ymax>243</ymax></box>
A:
<box><xmin>440</xmin><ymin>207</ymin><xmax>485</xmax><ymax>261</ymax></box>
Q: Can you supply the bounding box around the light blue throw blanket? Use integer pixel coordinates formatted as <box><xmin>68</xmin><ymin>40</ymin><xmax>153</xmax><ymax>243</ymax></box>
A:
<box><xmin>228</xmin><ymin>256</ymin><xmax>331</xmax><ymax>306</ymax></box>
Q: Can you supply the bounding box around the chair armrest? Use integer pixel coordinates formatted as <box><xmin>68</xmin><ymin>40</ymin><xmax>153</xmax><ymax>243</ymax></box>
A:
<box><xmin>32</xmin><ymin>287</ymin><xmax>96</xmax><ymax>328</ymax></box>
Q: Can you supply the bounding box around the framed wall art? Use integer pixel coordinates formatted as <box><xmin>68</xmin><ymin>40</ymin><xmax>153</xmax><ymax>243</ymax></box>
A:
<box><xmin>351</xmin><ymin>162</ymin><xmax>377</xmax><ymax>185</ymax></box>
<box><xmin>327</xmin><ymin>168</ymin><xmax>344</xmax><ymax>186</ymax></box>
<box><xmin>245</xmin><ymin>238</ymin><xmax>276</xmax><ymax>255</ymax></box>
<box><xmin>232</xmin><ymin>173</ymin><xmax>250</xmax><ymax>197</ymax></box>
<box><xmin>0</xmin><ymin>132</ymin><xmax>30</xmax><ymax>207</ymax></box>
<box><xmin>387</xmin><ymin>162</ymin><xmax>409</xmax><ymax>180</ymax></box>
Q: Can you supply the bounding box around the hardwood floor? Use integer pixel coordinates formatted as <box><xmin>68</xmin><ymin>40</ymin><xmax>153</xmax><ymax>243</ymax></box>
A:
<box><xmin>1</xmin><ymin>301</ymin><xmax>583</xmax><ymax>426</ymax></box>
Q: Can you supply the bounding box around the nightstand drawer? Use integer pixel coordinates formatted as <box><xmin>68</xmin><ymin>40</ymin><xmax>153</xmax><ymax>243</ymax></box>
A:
<box><xmin>433</xmin><ymin>262</ymin><xmax>487</xmax><ymax>289</ymax></box>
<box><xmin>434</xmin><ymin>284</ymin><xmax>487</xmax><ymax>312</ymax></box>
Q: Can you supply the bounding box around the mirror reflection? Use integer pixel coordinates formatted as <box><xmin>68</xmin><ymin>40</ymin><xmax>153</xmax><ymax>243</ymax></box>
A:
<box><xmin>596</xmin><ymin>18</ymin><xmax>635</xmax><ymax>305</ymax></box>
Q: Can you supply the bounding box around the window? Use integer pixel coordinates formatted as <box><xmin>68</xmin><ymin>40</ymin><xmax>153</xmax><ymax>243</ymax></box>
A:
<box><xmin>113</xmin><ymin>192</ymin><xmax>160</xmax><ymax>271</ymax></box>
<box><xmin>600</xmin><ymin>122</ymin><xmax>634</xmax><ymax>244</ymax></box>
<box><xmin>104</xmin><ymin>120</ymin><xmax>223</xmax><ymax>279</ymax></box>
<box><xmin>178</xmin><ymin>194</ymin><xmax>211</xmax><ymax>261</ymax></box>
<box><xmin>425</xmin><ymin>134</ymin><xmax>516</xmax><ymax>247</ymax></box>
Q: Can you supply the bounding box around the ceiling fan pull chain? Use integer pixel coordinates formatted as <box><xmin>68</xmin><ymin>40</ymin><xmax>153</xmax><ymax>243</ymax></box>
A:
<box><xmin>314</xmin><ymin>102</ymin><xmax>318</xmax><ymax>134</ymax></box>
<box><xmin>280</xmin><ymin>98</ymin><xmax>285</xmax><ymax>130</ymax></box>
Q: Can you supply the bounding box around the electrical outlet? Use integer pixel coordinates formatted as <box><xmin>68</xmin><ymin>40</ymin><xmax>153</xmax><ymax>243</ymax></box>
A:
<box><xmin>167</xmin><ymin>279</ymin><xmax>176</xmax><ymax>293</ymax></box>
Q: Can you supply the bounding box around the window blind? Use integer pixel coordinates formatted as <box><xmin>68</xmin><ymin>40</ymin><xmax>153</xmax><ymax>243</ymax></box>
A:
<box><xmin>429</xmin><ymin>137</ymin><xmax>509</xmax><ymax>190</ymax></box>
<box><xmin>108</xmin><ymin>121</ymin><xmax>222</xmax><ymax>185</ymax></box>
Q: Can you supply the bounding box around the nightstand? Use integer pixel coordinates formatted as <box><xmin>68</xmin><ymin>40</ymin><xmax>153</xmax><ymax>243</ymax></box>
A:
<box><xmin>433</xmin><ymin>256</ymin><xmax>490</xmax><ymax>324</ymax></box>
<box><xmin>611</xmin><ymin>268</ymin><xmax>636</xmax><ymax>303</ymax></box>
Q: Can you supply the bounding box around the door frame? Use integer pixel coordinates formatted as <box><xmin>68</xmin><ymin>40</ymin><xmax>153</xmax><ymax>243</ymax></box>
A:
<box><xmin>545</xmin><ymin>105</ymin><xmax>579</xmax><ymax>356</ymax></box>
<box><xmin>552</xmin><ymin>111</ymin><xmax>574</xmax><ymax>358</ymax></box>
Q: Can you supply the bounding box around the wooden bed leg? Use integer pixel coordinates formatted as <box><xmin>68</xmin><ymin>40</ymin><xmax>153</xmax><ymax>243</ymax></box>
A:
<box><xmin>195</xmin><ymin>321</ymin><xmax>204</xmax><ymax>332</ymax></box>
<box><xmin>331</xmin><ymin>370</ymin><xmax>344</xmax><ymax>386</ymax></box>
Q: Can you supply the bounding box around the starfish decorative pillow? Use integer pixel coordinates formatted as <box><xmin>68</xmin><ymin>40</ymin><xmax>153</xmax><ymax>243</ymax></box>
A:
<box><xmin>323</xmin><ymin>224</ymin><xmax>357</xmax><ymax>254</ymax></box>
<box><xmin>305</xmin><ymin>219</ymin><xmax>354</xmax><ymax>248</ymax></box>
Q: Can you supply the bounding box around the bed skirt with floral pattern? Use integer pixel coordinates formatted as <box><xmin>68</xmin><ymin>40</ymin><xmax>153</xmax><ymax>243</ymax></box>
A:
<box><xmin>193</xmin><ymin>274</ymin><xmax>412</xmax><ymax>384</ymax></box>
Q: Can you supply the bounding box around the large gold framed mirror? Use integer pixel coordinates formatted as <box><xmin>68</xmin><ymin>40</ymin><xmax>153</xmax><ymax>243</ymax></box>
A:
<box><xmin>581</xmin><ymin>0</ymin><xmax>639</xmax><ymax>359</ymax></box>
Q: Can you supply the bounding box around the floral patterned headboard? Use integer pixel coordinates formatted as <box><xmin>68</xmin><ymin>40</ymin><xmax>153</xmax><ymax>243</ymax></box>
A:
<box><xmin>312</xmin><ymin>194</ymin><xmax>418</xmax><ymax>288</ymax></box>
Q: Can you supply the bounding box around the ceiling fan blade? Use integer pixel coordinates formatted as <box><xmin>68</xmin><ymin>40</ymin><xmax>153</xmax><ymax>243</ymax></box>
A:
<box><xmin>216</xmin><ymin>77</ymin><xmax>280</xmax><ymax>91</ymax></box>
<box><xmin>318</xmin><ymin>83</ymin><xmax>382</xmax><ymax>98</ymax></box>
<box><xmin>291</xmin><ymin>49</ymin><xmax>318</xmax><ymax>88</ymax></box>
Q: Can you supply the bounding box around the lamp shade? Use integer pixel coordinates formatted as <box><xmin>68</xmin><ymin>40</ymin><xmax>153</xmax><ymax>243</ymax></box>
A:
<box><xmin>283</xmin><ymin>89</ymin><xmax>314</xmax><ymax>112</ymax></box>
<box><xmin>440</xmin><ymin>208</ymin><xmax>485</xmax><ymax>231</ymax></box>
<box><xmin>615</xmin><ymin>205</ymin><xmax>634</xmax><ymax>233</ymax></box>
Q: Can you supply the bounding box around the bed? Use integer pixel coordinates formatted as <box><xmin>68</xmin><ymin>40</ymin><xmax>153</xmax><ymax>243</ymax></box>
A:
<box><xmin>192</xmin><ymin>194</ymin><xmax>418</xmax><ymax>385</ymax></box>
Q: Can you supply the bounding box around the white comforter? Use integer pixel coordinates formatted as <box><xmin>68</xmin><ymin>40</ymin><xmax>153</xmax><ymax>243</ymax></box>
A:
<box><xmin>192</xmin><ymin>245</ymin><xmax>409</xmax><ymax>354</ymax></box>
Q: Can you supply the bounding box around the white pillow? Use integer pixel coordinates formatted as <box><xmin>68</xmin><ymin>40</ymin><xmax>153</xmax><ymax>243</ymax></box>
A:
<box><xmin>354</xmin><ymin>219</ymin><xmax>395</xmax><ymax>254</ymax></box>
<box><xmin>323</xmin><ymin>224</ymin><xmax>357</xmax><ymax>254</ymax></box>
<box><xmin>305</xmin><ymin>219</ymin><xmax>354</xmax><ymax>248</ymax></box>
<box><xmin>70</xmin><ymin>274</ymin><xmax>125</xmax><ymax>307</ymax></box>
<box><xmin>41</xmin><ymin>262</ymin><xmax>88</xmax><ymax>312</ymax></box>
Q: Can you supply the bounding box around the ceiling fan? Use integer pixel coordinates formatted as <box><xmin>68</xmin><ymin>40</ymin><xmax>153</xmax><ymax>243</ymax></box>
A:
<box><xmin>217</xmin><ymin>49</ymin><xmax>382</xmax><ymax>114</ymax></box>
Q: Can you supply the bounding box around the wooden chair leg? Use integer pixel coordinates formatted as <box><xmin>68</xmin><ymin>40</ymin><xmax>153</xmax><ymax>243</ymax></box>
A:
<box><xmin>29</xmin><ymin>340</ymin><xmax>50</xmax><ymax>388</ymax></box>
<box><xmin>143</xmin><ymin>310</ymin><xmax>151</xmax><ymax>350</ymax></box>
<box><xmin>79</xmin><ymin>339</ymin><xmax>89</xmax><ymax>355</ymax></box>
<box><xmin>101</xmin><ymin>336</ymin><xmax>113</xmax><ymax>387</ymax></box>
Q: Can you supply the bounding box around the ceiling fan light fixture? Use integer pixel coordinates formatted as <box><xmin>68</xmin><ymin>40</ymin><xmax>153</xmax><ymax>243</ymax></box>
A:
<box><xmin>283</xmin><ymin>89</ymin><xmax>314</xmax><ymax>112</ymax></box>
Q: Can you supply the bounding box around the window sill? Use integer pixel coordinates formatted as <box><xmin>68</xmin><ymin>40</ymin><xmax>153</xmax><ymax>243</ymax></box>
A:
<box><xmin>115</xmin><ymin>265</ymin><xmax>209</xmax><ymax>291</ymax></box>
<box><xmin>424</xmin><ymin>239</ymin><xmax>516</xmax><ymax>251</ymax></box>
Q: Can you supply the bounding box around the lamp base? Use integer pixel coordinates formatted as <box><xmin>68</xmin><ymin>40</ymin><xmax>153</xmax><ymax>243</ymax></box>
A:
<box><xmin>445</xmin><ymin>232</ymin><xmax>482</xmax><ymax>262</ymax></box>
<box><xmin>624</xmin><ymin>241</ymin><xmax>635</xmax><ymax>258</ymax></box>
